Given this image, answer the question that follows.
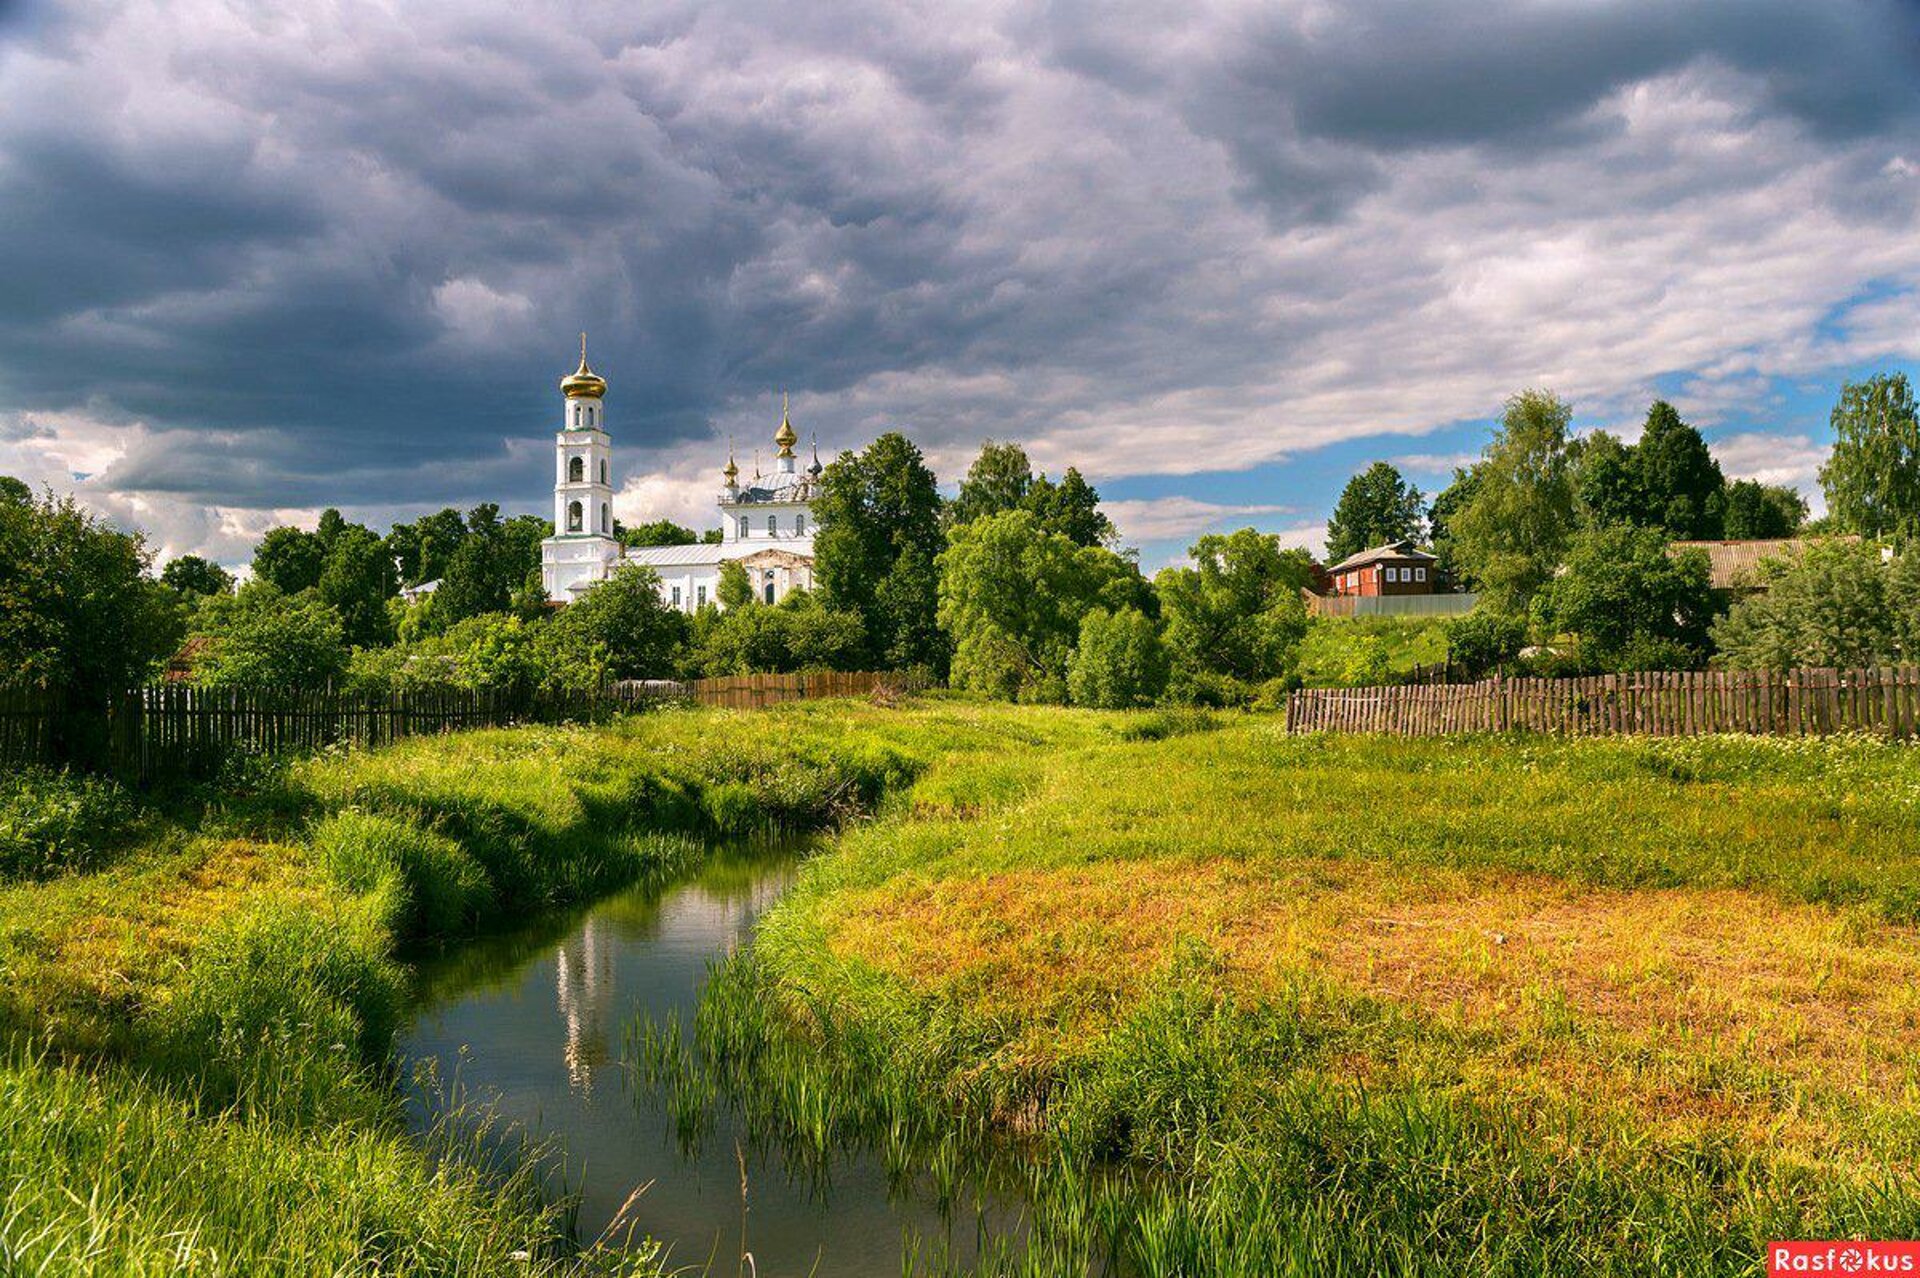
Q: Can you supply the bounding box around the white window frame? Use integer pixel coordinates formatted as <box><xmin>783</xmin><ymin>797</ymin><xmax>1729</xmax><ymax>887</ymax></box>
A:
<box><xmin>671</xmin><ymin>586</ymin><xmax>682</xmax><ymax>607</ymax></box>
<box><xmin>1386</xmin><ymin>566</ymin><xmax>1399</xmax><ymax>582</ymax></box>
<box><xmin>1415</xmin><ymin>566</ymin><xmax>1427</xmax><ymax>582</ymax></box>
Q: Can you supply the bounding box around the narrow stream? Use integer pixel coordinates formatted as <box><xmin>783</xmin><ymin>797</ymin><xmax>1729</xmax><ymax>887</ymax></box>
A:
<box><xmin>400</xmin><ymin>842</ymin><xmax>1018</xmax><ymax>1276</ymax></box>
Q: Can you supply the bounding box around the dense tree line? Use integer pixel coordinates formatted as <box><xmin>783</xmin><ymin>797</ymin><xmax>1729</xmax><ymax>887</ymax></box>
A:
<box><xmin>4</xmin><ymin>369</ymin><xmax>1913</xmax><ymax>708</ymax></box>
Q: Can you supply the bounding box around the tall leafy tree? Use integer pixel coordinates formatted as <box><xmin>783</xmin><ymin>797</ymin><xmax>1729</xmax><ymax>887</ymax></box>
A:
<box><xmin>1712</xmin><ymin>540</ymin><xmax>1920</xmax><ymax>670</ymax></box>
<box><xmin>160</xmin><ymin>555</ymin><xmax>234</xmax><ymax>598</ymax></box>
<box><xmin>1631</xmin><ymin>401</ymin><xmax>1724</xmax><ymax>538</ymax></box>
<box><xmin>1156</xmin><ymin>528</ymin><xmax>1314</xmax><ymax>699</ymax></box>
<box><xmin>1066</xmin><ymin>607</ymin><xmax>1168</xmax><ymax>708</ymax></box>
<box><xmin>1534</xmin><ymin>525</ymin><xmax>1716</xmax><ymax>671</ymax></box>
<box><xmin>1026</xmin><ymin>467</ymin><xmax>1115</xmax><ymax>547</ymax></box>
<box><xmin>0</xmin><ymin>492</ymin><xmax>183</xmax><ymax>705</ymax></box>
<box><xmin>936</xmin><ymin>509</ymin><xmax>1139</xmax><ymax>701</ymax></box>
<box><xmin>251</xmin><ymin>525</ymin><xmax>327</xmax><ymax>595</ymax></box>
<box><xmin>1721</xmin><ymin>480</ymin><xmax>1806</xmax><ymax>539</ymax></box>
<box><xmin>947</xmin><ymin>441</ymin><xmax>1033</xmax><ymax>528</ymax></box>
<box><xmin>1570</xmin><ymin>430</ymin><xmax>1642</xmax><ymax>529</ymax></box>
<box><xmin>431</xmin><ymin>504</ymin><xmax>547</xmax><ymax>625</ymax></box>
<box><xmin>316</xmin><ymin>524</ymin><xmax>399</xmax><ymax>647</ymax></box>
<box><xmin>0</xmin><ymin>476</ymin><xmax>31</xmax><ymax>506</ymax></box>
<box><xmin>617</xmin><ymin>518</ymin><xmax>700</xmax><ymax>547</ymax></box>
<box><xmin>1324</xmin><ymin>462</ymin><xmax>1424</xmax><ymax>563</ymax></box>
<box><xmin>1426</xmin><ymin>465</ymin><xmax>1482</xmax><ymax>590</ymax></box>
<box><xmin>1820</xmin><ymin>372</ymin><xmax>1920</xmax><ymax>539</ymax></box>
<box><xmin>1449</xmin><ymin>390</ymin><xmax>1576</xmax><ymax>610</ymax></box>
<box><xmin>814</xmin><ymin>432</ymin><xmax>946</xmax><ymax>670</ymax></box>
<box><xmin>386</xmin><ymin>507</ymin><xmax>470</xmax><ymax>586</ymax></box>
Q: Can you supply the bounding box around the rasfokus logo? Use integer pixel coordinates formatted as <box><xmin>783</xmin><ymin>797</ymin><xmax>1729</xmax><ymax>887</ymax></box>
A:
<box><xmin>1770</xmin><ymin>1242</ymin><xmax>1920</xmax><ymax>1274</ymax></box>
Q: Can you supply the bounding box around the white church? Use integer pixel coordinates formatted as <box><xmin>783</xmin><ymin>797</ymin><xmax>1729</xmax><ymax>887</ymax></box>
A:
<box><xmin>540</xmin><ymin>340</ymin><xmax>822</xmax><ymax>612</ymax></box>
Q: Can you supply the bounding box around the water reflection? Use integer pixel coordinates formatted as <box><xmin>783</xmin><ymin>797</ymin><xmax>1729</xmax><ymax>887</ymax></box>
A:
<box><xmin>400</xmin><ymin>843</ymin><xmax>1021</xmax><ymax>1276</ymax></box>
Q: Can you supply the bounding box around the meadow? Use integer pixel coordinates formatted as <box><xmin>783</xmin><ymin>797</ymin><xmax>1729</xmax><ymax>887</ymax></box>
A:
<box><xmin>0</xmin><ymin>698</ymin><xmax>1097</xmax><ymax>1275</ymax></box>
<box><xmin>8</xmin><ymin>697</ymin><xmax>1920</xmax><ymax>1275</ymax></box>
<box><xmin>656</xmin><ymin>715</ymin><xmax>1920</xmax><ymax>1275</ymax></box>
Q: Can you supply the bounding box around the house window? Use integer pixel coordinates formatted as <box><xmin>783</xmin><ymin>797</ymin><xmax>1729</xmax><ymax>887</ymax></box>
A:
<box><xmin>671</xmin><ymin>586</ymin><xmax>682</xmax><ymax>607</ymax></box>
<box><xmin>1387</xmin><ymin>567</ymin><xmax>1399</xmax><ymax>582</ymax></box>
<box><xmin>1415</xmin><ymin>566</ymin><xmax>1427</xmax><ymax>582</ymax></box>
<box><xmin>567</xmin><ymin>500</ymin><xmax>582</xmax><ymax>532</ymax></box>
<box><xmin>569</xmin><ymin>456</ymin><xmax>584</xmax><ymax>483</ymax></box>
<box><xmin>768</xmin><ymin>515</ymin><xmax>779</xmax><ymax>536</ymax></box>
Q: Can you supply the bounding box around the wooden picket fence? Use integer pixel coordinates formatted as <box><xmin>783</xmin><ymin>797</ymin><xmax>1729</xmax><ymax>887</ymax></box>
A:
<box><xmin>1</xmin><ymin>672</ymin><xmax>921</xmax><ymax>783</ymax></box>
<box><xmin>1286</xmin><ymin>667</ymin><xmax>1920</xmax><ymax>739</ymax></box>
<box><xmin>688</xmin><ymin>670</ymin><xmax>925</xmax><ymax>710</ymax></box>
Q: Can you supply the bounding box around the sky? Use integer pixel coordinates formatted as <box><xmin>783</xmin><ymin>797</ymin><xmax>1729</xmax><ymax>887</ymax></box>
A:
<box><xmin>1</xmin><ymin>0</ymin><xmax>1917</xmax><ymax>571</ymax></box>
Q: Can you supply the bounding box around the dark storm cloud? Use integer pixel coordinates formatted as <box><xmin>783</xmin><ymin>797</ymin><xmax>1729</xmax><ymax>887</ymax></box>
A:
<box><xmin>0</xmin><ymin>0</ymin><xmax>1916</xmax><ymax>555</ymax></box>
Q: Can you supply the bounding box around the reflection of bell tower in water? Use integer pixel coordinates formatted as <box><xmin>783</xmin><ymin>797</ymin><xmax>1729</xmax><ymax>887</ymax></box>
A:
<box><xmin>555</xmin><ymin>917</ymin><xmax>614</xmax><ymax>1096</ymax></box>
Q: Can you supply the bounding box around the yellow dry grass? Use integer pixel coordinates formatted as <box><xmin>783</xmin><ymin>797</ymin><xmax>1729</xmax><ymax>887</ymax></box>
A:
<box><xmin>821</xmin><ymin>856</ymin><xmax>1920</xmax><ymax>1169</ymax></box>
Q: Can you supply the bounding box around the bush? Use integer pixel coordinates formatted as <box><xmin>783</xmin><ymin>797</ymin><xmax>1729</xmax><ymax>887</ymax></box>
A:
<box><xmin>312</xmin><ymin>811</ymin><xmax>494</xmax><ymax>938</ymax></box>
<box><xmin>1068</xmin><ymin>607</ymin><xmax>1169</xmax><ymax>709</ymax></box>
<box><xmin>1446</xmin><ymin>610</ymin><xmax>1527</xmax><ymax>680</ymax></box>
<box><xmin>0</xmin><ymin>769</ymin><xmax>140</xmax><ymax>880</ymax></box>
<box><xmin>189</xmin><ymin>583</ymin><xmax>349</xmax><ymax>687</ymax></box>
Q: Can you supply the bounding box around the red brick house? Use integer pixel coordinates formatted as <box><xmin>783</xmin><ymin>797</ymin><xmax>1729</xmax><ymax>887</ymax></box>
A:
<box><xmin>1324</xmin><ymin>539</ymin><xmax>1441</xmax><ymax>597</ymax></box>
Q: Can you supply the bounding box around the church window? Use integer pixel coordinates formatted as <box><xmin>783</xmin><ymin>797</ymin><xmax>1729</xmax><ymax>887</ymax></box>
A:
<box><xmin>738</xmin><ymin>516</ymin><xmax>750</xmax><ymax>537</ymax></box>
<box><xmin>764</xmin><ymin>572</ymin><xmax>776</xmax><ymax>605</ymax></box>
<box><xmin>672</xmin><ymin>586</ymin><xmax>682</xmax><ymax>608</ymax></box>
<box><xmin>768</xmin><ymin>515</ymin><xmax>779</xmax><ymax>536</ymax></box>
<box><xmin>599</xmin><ymin>459</ymin><xmax>607</xmax><ymax>484</ymax></box>
<box><xmin>697</xmin><ymin>585</ymin><xmax>707</xmax><ymax>606</ymax></box>
<box><xmin>601</xmin><ymin>503</ymin><xmax>610</xmax><ymax>533</ymax></box>
<box><xmin>567</xmin><ymin>501</ymin><xmax>583</xmax><ymax>532</ymax></box>
<box><xmin>569</xmin><ymin>456</ymin><xmax>584</xmax><ymax>483</ymax></box>
<box><xmin>795</xmin><ymin>514</ymin><xmax>805</xmax><ymax>535</ymax></box>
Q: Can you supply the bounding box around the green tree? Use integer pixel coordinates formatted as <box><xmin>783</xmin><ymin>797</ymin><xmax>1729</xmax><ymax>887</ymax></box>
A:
<box><xmin>936</xmin><ymin>510</ymin><xmax>1139</xmax><ymax>701</ymax></box>
<box><xmin>1534</xmin><ymin>525</ymin><xmax>1716</xmax><ymax>671</ymax></box>
<box><xmin>1631</xmin><ymin>401</ymin><xmax>1724</xmax><ymax>538</ymax></box>
<box><xmin>430</xmin><ymin>504</ymin><xmax>545</xmax><ymax>625</ymax></box>
<box><xmin>0</xmin><ymin>476</ymin><xmax>31</xmax><ymax>506</ymax></box>
<box><xmin>251</xmin><ymin>525</ymin><xmax>326</xmax><ymax>595</ymax></box>
<box><xmin>160</xmin><ymin>555</ymin><xmax>235</xmax><ymax>598</ymax></box>
<box><xmin>1570</xmin><ymin>430</ymin><xmax>1642</xmax><ymax>529</ymax></box>
<box><xmin>617</xmin><ymin>518</ymin><xmax>700</xmax><ymax>548</ymax></box>
<box><xmin>1819</xmin><ymin>373</ymin><xmax>1920</xmax><ymax>539</ymax></box>
<box><xmin>1444</xmin><ymin>610</ymin><xmax>1527</xmax><ymax>680</ymax></box>
<box><xmin>716</xmin><ymin>560</ymin><xmax>753</xmax><ymax>610</ymax></box>
<box><xmin>0</xmin><ymin>492</ymin><xmax>184</xmax><ymax>708</ymax></box>
<box><xmin>1721</xmin><ymin>480</ymin><xmax>1806</xmax><ymax>539</ymax></box>
<box><xmin>1324</xmin><ymin>462</ymin><xmax>1424</xmax><ymax>564</ymax></box>
<box><xmin>692</xmin><ymin>591</ymin><xmax>865</xmax><ymax>676</ymax></box>
<box><xmin>385</xmin><ymin>508</ymin><xmax>470</xmax><ymax>586</ymax></box>
<box><xmin>1066</xmin><ymin>607</ymin><xmax>1168</xmax><ymax>708</ymax></box>
<box><xmin>814</xmin><ymin>433</ymin><xmax>946</xmax><ymax>670</ymax></box>
<box><xmin>315</xmin><ymin>525</ymin><xmax>398</xmax><ymax>648</ymax></box>
<box><xmin>947</xmin><ymin>441</ymin><xmax>1033</xmax><ymax>528</ymax></box>
<box><xmin>1426</xmin><ymin>465</ymin><xmax>1482</xmax><ymax>590</ymax></box>
<box><xmin>1026</xmin><ymin>467</ymin><xmax>1115</xmax><ymax>547</ymax></box>
<box><xmin>1449</xmin><ymin>390</ymin><xmax>1576</xmax><ymax>610</ymax></box>
<box><xmin>542</xmin><ymin>564</ymin><xmax>688</xmax><ymax>683</ymax></box>
<box><xmin>1156</xmin><ymin>528</ymin><xmax>1314</xmax><ymax>702</ymax></box>
<box><xmin>1710</xmin><ymin>540</ymin><xmax>1917</xmax><ymax>670</ymax></box>
<box><xmin>189</xmin><ymin>583</ymin><xmax>348</xmax><ymax>687</ymax></box>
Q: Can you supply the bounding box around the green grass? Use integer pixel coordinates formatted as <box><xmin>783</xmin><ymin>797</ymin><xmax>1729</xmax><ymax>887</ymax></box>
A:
<box><xmin>1294</xmin><ymin>616</ymin><xmax>1451</xmax><ymax>687</ymax></box>
<box><xmin>647</xmin><ymin>721</ymin><xmax>1920</xmax><ymax>1275</ymax></box>
<box><xmin>0</xmin><ymin>696</ymin><xmax>1101</xmax><ymax>1276</ymax></box>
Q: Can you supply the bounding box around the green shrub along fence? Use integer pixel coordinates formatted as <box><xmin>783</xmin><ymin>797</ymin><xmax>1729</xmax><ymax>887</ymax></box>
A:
<box><xmin>1288</xmin><ymin>666</ymin><xmax>1920</xmax><ymax>738</ymax></box>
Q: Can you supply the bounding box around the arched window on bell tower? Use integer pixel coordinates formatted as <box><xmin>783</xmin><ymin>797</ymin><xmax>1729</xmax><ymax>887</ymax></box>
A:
<box><xmin>567</xmin><ymin>500</ymin><xmax>583</xmax><ymax>532</ymax></box>
<box><xmin>600</xmin><ymin>503</ymin><xmax>610</xmax><ymax>533</ymax></box>
<box><xmin>569</xmin><ymin>456</ymin><xmax>584</xmax><ymax>483</ymax></box>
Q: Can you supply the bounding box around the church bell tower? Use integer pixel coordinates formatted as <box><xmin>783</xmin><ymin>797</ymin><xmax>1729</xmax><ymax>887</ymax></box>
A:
<box><xmin>540</xmin><ymin>335</ymin><xmax>621</xmax><ymax>601</ymax></box>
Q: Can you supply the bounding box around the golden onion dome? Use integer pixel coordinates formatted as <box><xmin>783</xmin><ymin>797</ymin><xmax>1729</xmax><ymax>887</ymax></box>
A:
<box><xmin>560</xmin><ymin>333</ymin><xmax>607</xmax><ymax>400</ymax></box>
<box><xmin>774</xmin><ymin>393</ymin><xmax>798</xmax><ymax>457</ymax></box>
<box><xmin>723</xmin><ymin>453</ymin><xmax>739</xmax><ymax>485</ymax></box>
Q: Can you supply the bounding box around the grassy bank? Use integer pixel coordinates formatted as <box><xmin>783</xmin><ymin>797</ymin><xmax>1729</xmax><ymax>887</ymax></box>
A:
<box><xmin>662</xmin><ymin>722</ymin><xmax>1920</xmax><ymax>1275</ymax></box>
<box><xmin>0</xmin><ymin>698</ymin><xmax>1097</xmax><ymax>1275</ymax></box>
